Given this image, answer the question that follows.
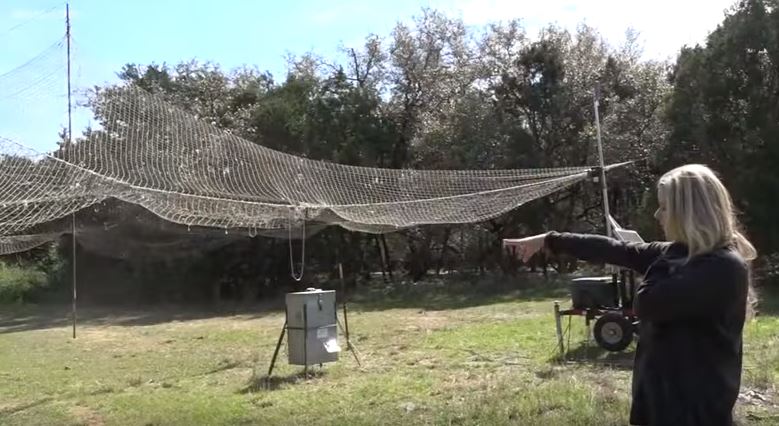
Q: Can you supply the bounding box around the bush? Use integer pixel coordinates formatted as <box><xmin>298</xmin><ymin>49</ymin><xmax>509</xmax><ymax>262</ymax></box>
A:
<box><xmin>755</xmin><ymin>253</ymin><xmax>779</xmax><ymax>283</ymax></box>
<box><xmin>0</xmin><ymin>263</ymin><xmax>49</xmax><ymax>303</ymax></box>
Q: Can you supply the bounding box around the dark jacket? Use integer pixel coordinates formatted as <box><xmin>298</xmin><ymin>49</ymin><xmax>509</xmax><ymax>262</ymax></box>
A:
<box><xmin>544</xmin><ymin>232</ymin><xmax>749</xmax><ymax>426</ymax></box>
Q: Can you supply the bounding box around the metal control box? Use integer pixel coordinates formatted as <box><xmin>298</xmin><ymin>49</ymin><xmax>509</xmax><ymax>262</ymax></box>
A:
<box><xmin>285</xmin><ymin>288</ymin><xmax>340</xmax><ymax>365</ymax></box>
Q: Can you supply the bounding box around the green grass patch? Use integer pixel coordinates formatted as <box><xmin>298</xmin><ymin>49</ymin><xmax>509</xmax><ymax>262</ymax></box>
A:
<box><xmin>0</xmin><ymin>274</ymin><xmax>776</xmax><ymax>425</ymax></box>
<box><xmin>0</xmin><ymin>263</ymin><xmax>48</xmax><ymax>303</ymax></box>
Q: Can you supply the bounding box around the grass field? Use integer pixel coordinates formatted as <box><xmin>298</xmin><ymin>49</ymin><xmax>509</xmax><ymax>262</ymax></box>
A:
<box><xmin>1</xmin><ymin>275</ymin><xmax>777</xmax><ymax>425</ymax></box>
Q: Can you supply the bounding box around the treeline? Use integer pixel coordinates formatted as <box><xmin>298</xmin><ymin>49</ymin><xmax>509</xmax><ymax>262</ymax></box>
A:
<box><xmin>7</xmin><ymin>0</ymin><xmax>778</xmax><ymax>304</ymax></box>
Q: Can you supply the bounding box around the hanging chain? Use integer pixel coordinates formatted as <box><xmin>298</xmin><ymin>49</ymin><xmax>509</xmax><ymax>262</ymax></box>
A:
<box><xmin>288</xmin><ymin>206</ymin><xmax>306</xmax><ymax>281</ymax></box>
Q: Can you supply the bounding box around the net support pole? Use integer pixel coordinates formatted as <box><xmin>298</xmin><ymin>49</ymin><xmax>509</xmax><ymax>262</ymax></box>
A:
<box><xmin>338</xmin><ymin>262</ymin><xmax>361</xmax><ymax>367</ymax></box>
<box><xmin>71</xmin><ymin>214</ymin><xmax>77</xmax><ymax>339</ymax></box>
<box><xmin>593</xmin><ymin>84</ymin><xmax>612</xmax><ymax>238</ymax></box>
<box><xmin>553</xmin><ymin>301</ymin><xmax>564</xmax><ymax>358</ymax></box>
<box><xmin>66</xmin><ymin>3</ymin><xmax>77</xmax><ymax>339</ymax></box>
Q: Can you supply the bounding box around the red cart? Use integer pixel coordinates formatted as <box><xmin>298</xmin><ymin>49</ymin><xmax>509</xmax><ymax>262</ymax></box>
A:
<box><xmin>553</xmin><ymin>269</ymin><xmax>639</xmax><ymax>353</ymax></box>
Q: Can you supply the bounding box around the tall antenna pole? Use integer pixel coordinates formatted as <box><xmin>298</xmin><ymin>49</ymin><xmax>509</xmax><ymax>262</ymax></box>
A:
<box><xmin>66</xmin><ymin>2</ymin><xmax>77</xmax><ymax>339</ymax></box>
<box><xmin>593</xmin><ymin>84</ymin><xmax>612</xmax><ymax>238</ymax></box>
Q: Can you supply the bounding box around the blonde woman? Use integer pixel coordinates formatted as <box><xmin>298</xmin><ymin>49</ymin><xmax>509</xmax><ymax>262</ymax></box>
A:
<box><xmin>504</xmin><ymin>164</ymin><xmax>756</xmax><ymax>426</ymax></box>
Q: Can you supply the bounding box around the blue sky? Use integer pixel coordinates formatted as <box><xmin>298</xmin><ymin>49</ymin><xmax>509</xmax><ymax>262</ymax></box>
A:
<box><xmin>1</xmin><ymin>0</ymin><xmax>737</xmax><ymax>152</ymax></box>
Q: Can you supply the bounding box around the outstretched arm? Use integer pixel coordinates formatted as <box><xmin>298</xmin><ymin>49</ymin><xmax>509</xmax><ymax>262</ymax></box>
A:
<box><xmin>504</xmin><ymin>231</ymin><xmax>671</xmax><ymax>275</ymax></box>
<box><xmin>544</xmin><ymin>232</ymin><xmax>670</xmax><ymax>275</ymax></box>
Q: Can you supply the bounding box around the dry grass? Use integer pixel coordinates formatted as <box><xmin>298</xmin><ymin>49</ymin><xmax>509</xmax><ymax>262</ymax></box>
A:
<box><xmin>0</xmin><ymin>275</ymin><xmax>776</xmax><ymax>425</ymax></box>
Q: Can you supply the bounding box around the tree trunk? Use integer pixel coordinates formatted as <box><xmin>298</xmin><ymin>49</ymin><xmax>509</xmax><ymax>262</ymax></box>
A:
<box><xmin>374</xmin><ymin>235</ymin><xmax>387</xmax><ymax>281</ymax></box>
<box><xmin>460</xmin><ymin>226</ymin><xmax>466</xmax><ymax>266</ymax></box>
<box><xmin>477</xmin><ymin>233</ymin><xmax>485</xmax><ymax>276</ymax></box>
<box><xmin>380</xmin><ymin>234</ymin><xmax>394</xmax><ymax>281</ymax></box>
<box><xmin>435</xmin><ymin>227</ymin><xmax>451</xmax><ymax>275</ymax></box>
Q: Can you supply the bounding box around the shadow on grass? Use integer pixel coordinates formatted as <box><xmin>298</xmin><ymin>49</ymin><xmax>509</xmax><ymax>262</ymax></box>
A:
<box><xmin>551</xmin><ymin>341</ymin><xmax>636</xmax><ymax>371</ymax></box>
<box><xmin>0</xmin><ymin>299</ymin><xmax>285</xmax><ymax>335</ymax></box>
<box><xmin>0</xmin><ymin>272</ymin><xmax>578</xmax><ymax>334</ymax></box>
<box><xmin>241</xmin><ymin>370</ymin><xmax>326</xmax><ymax>393</ymax></box>
<box><xmin>3</xmin><ymin>273</ymin><xmax>776</xmax><ymax>335</ymax></box>
<box><xmin>348</xmin><ymin>272</ymin><xmax>573</xmax><ymax>312</ymax></box>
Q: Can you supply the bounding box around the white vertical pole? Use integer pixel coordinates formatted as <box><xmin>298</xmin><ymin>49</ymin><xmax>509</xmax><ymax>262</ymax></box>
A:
<box><xmin>66</xmin><ymin>3</ymin><xmax>77</xmax><ymax>339</ymax></box>
<box><xmin>593</xmin><ymin>85</ymin><xmax>612</xmax><ymax>238</ymax></box>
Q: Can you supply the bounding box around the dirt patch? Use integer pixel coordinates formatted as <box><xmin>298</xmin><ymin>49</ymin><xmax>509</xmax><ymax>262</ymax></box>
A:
<box><xmin>396</xmin><ymin>310</ymin><xmax>459</xmax><ymax>333</ymax></box>
<box><xmin>739</xmin><ymin>387</ymin><xmax>777</xmax><ymax>408</ymax></box>
<box><xmin>0</xmin><ymin>399</ymin><xmax>22</xmax><ymax>414</ymax></box>
<box><xmin>0</xmin><ymin>398</ymin><xmax>53</xmax><ymax>416</ymax></box>
<box><xmin>587</xmin><ymin>370</ymin><xmax>626</xmax><ymax>403</ymax></box>
<box><xmin>65</xmin><ymin>326</ymin><xmax>172</xmax><ymax>356</ymax></box>
<box><xmin>72</xmin><ymin>327</ymin><xmax>136</xmax><ymax>343</ymax></box>
<box><xmin>70</xmin><ymin>404</ymin><xmax>106</xmax><ymax>426</ymax></box>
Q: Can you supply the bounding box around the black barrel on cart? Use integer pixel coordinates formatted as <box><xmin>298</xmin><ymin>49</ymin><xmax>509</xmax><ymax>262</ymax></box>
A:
<box><xmin>569</xmin><ymin>276</ymin><xmax>618</xmax><ymax>309</ymax></box>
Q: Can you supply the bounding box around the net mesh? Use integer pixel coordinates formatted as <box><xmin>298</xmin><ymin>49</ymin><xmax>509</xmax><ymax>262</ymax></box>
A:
<box><xmin>0</xmin><ymin>38</ymin><xmax>67</xmax><ymax>102</ymax></box>
<box><xmin>0</xmin><ymin>84</ymin><xmax>627</xmax><ymax>257</ymax></box>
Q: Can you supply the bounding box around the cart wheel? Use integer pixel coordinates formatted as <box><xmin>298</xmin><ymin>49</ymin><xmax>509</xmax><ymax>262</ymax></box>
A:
<box><xmin>593</xmin><ymin>313</ymin><xmax>634</xmax><ymax>352</ymax></box>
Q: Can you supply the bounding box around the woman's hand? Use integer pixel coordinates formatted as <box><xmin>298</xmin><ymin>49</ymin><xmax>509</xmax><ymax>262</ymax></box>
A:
<box><xmin>503</xmin><ymin>233</ymin><xmax>550</xmax><ymax>263</ymax></box>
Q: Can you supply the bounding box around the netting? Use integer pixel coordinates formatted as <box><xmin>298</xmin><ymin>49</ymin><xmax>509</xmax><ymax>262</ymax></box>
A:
<box><xmin>0</xmin><ymin>84</ymin><xmax>629</xmax><ymax>257</ymax></box>
<box><xmin>0</xmin><ymin>33</ymin><xmax>634</xmax><ymax>260</ymax></box>
<box><xmin>0</xmin><ymin>38</ymin><xmax>67</xmax><ymax>102</ymax></box>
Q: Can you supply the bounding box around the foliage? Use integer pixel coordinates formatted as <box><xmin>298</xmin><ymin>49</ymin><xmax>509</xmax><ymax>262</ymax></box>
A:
<box><xmin>663</xmin><ymin>0</ymin><xmax>779</xmax><ymax>253</ymax></box>
<box><xmin>0</xmin><ymin>262</ymin><xmax>48</xmax><ymax>303</ymax></box>
<box><xmin>0</xmin><ymin>243</ymin><xmax>66</xmax><ymax>304</ymax></box>
<box><xmin>0</xmin><ymin>277</ymin><xmax>776</xmax><ymax>424</ymax></box>
<box><xmin>34</xmin><ymin>1</ymin><xmax>778</xmax><ymax>302</ymax></box>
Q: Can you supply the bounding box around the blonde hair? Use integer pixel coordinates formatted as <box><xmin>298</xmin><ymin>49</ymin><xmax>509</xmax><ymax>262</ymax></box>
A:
<box><xmin>657</xmin><ymin>164</ymin><xmax>758</xmax><ymax>315</ymax></box>
<box><xmin>657</xmin><ymin>164</ymin><xmax>756</xmax><ymax>260</ymax></box>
